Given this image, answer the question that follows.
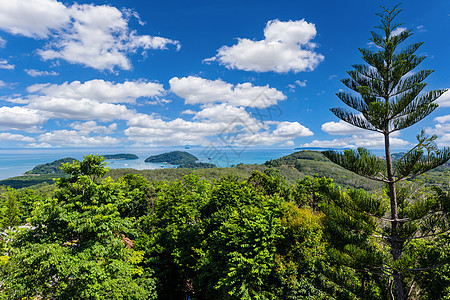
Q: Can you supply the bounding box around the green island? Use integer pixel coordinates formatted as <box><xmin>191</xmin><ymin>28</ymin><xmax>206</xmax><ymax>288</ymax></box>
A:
<box><xmin>25</xmin><ymin>157</ymin><xmax>78</xmax><ymax>175</ymax></box>
<box><xmin>102</xmin><ymin>153</ymin><xmax>139</xmax><ymax>160</ymax></box>
<box><xmin>144</xmin><ymin>150</ymin><xmax>198</xmax><ymax>165</ymax></box>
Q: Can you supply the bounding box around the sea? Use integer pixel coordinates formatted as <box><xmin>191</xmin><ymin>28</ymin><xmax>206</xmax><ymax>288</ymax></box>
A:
<box><xmin>0</xmin><ymin>147</ymin><xmax>297</xmax><ymax>180</ymax></box>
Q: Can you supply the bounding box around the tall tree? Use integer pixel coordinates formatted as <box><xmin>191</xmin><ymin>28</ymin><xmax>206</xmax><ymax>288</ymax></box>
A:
<box><xmin>323</xmin><ymin>5</ymin><xmax>450</xmax><ymax>300</ymax></box>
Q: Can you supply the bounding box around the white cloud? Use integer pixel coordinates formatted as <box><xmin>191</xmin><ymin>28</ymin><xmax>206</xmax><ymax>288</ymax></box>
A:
<box><xmin>169</xmin><ymin>76</ymin><xmax>286</xmax><ymax>108</ymax></box>
<box><xmin>0</xmin><ymin>0</ymin><xmax>69</xmax><ymax>38</ymax></box>
<box><xmin>36</xmin><ymin>129</ymin><xmax>120</xmax><ymax>148</ymax></box>
<box><xmin>390</xmin><ymin>27</ymin><xmax>407</xmax><ymax>37</ymax></box>
<box><xmin>0</xmin><ymin>59</ymin><xmax>14</xmax><ymax>70</ymax></box>
<box><xmin>301</xmin><ymin>134</ymin><xmax>409</xmax><ymax>149</ymax></box>
<box><xmin>194</xmin><ymin>104</ymin><xmax>254</xmax><ymax>124</ymax></box>
<box><xmin>416</xmin><ymin>25</ymin><xmax>426</xmax><ymax>32</ymax></box>
<box><xmin>302</xmin><ymin>119</ymin><xmax>410</xmax><ymax>149</ymax></box>
<box><xmin>125</xmin><ymin>115</ymin><xmax>220</xmax><ymax>146</ymax></box>
<box><xmin>28</xmin><ymin>79</ymin><xmax>164</xmax><ymax>104</ymax></box>
<box><xmin>27</xmin><ymin>96</ymin><xmax>134</xmax><ymax>121</ymax></box>
<box><xmin>434</xmin><ymin>114</ymin><xmax>450</xmax><ymax>124</ymax></box>
<box><xmin>225</xmin><ymin>121</ymin><xmax>313</xmax><ymax>146</ymax></box>
<box><xmin>25</xmin><ymin>69</ymin><xmax>59</xmax><ymax>77</ymax></box>
<box><xmin>181</xmin><ymin>109</ymin><xmax>197</xmax><ymax>115</ymax></box>
<box><xmin>295</xmin><ymin>80</ymin><xmax>307</xmax><ymax>87</ymax></box>
<box><xmin>0</xmin><ymin>132</ymin><xmax>35</xmax><ymax>142</ymax></box>
<box><xmin>0</xmin><ymin>106</ymin><xmax>47</xmax><ymax>130</ymax></box>
<box><xmin>70</xmin><ymin>121</ymin><xmax>117</xmax><ymax>135</ymax></box>
<box><xmin>426</xmin><ymin>114</ymin><xmax>450</xmax><ymax>146</ymax></box>
<box><xmin>206</xmin><ymin>19</ymin><xmax>324</xmax><ymax>73</ymax></box>
<box><xmin>437</xmin><ymin>90</ymin><xmax>450</xmax><ymax>107</ymax></box>
<box><xmin>0</xmin><ymin>0</ymin><xmax>179</xmax><ymax>71</ymax></box>
<box><xmin>0</xmin><ymin>80</ymin><xmax>5</xmax><ymax>88</ymax></box>
<box><xmin>321</xmin><ymin>120</ymin><xmax>367</xmax><ymax>135</ymax></box>
<box><xmin>0</xmin><ymin>36</ymin><xmax>5</xmax><ymax>47</ymax></box>
<box><xmin>125</xmin><ymin>103</ymin><xmax>313</xmax><ymax>147</ymax></box>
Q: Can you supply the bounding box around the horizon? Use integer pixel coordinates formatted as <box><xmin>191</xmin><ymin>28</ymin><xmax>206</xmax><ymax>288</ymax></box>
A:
<box><xmin>0</xmin><ymin>0</ymin><xmax>449</xmax><ymax>150</ymax></box>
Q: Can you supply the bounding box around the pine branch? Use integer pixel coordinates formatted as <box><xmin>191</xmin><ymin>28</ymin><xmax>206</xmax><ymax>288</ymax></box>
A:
<box><xmin>323</xmin><ymin>148</ymin><xmax>388</xmax><ymax>182</ymax></box>
<box><xmin>330</xmin><ymin>108</ymin><xmax>381</xmax><ymax>132</ymax></box>
<box><xmin>336</xmin><ymin>92</ymin><xmax>369</xmax><ymax>113</ymax></box>
<box><xmin>391</xmin><ymin>102</ymin><xmax>438</xmax><ymax>132</ymax></box>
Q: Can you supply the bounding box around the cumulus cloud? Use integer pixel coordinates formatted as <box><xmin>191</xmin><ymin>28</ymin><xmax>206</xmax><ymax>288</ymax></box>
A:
<box><xmin>206</xmin><ymin>19</ymin><xmax>324</xmax><ymax>73</ymax></box>
<box><xmin>169</xmin><ymin>76</ymin><xmax>286</xmax><ymax>108</ymax></box>
<box><xmin>35</xmin><ymin>129</ymin><xmax>120</xmax><ymax>148</ymax></box>
<box><xmin>25</xmin><ymin>69</ymin><xmax>59</xmax><ymax>77</ymax></box>
<box><xmin>0</xmin><ymin>0</ymin><xmax>179</xmax><ymax>71</ymax></box>
<box><xmin>237</xmin><ymin>121</ymin><xmax>313</xmax><ymax>146</ymax></box>
<box><xmin>70</xmin><ymin>121</ymin><xmax>117</xmax><ymax>135</ymax></box>
<box><xmin>27</xmin><ymin>79</ymin><xmax>165</xmax><ymax>104</ymax></box>
<box><xmin>434</xmin><ymin>115</ymin><xmax>450</xmax><ymax>124</ymax></box>
<box><xmin>300</xmin><ymin>119</ymin><xmax>410</xmax><ymax>149</ymax></box>
<box><xmin>437</xmin><ymin>90</ymin><xmax>450</xmax><ymax>107</ymax></box>
<box><xmin>125</xmin><ymin>102</ymin><xmax>313</xmax><ymax>147</ymax></box>
<box><xmin>0</xmin><ymin>132</ymin><xmax>35</xmax><ymax>142</ymax></box>
<box><xmin>301</xmin><ymin>133</ymin><xmax>409</xmax><ymax>149</ymax></box>
<box><xmin>425</xmin><ymin>114</ymin><xmax>450</xmax><ymax>146</ymax></box>
<box><xmin>0</xmin><ymin>106</ymin><xmax>47</xmax><ymax>130</ymax></box>
<box><xmin>0</xmin><ymin>79</ymin><xmax>167</xmax><ymax>124</ymax></box>
<box><xmin>0</xmin><ymin>0</ymin><xmax>69</xmax><ymax>38</ymax></box>
<box><xmin>321</xmin><ymin>120</ymin><xmax>368</xmax><ymax>135</ymax></box>
<box><xmin>27</xmin><ymin>97</ymin><xmax>133</xmax><ymax>121</ymax></box>
<box><xmin>0</xmin><ymin>59</ymin><xmax>14</xmax><ymax>70</ymax></box>
<box><xmin>125</xmin><ymin>114</ymin><xmax>220</xmax><ymax>146</ymax></box>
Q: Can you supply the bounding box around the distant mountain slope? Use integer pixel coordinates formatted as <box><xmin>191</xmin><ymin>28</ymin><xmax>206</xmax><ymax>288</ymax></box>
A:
<box><xmin>145</xmin><ymin>151</ymin><xmax>197</xmax><ymax>165</ymax></box>
<box><xmin>25</xmin><ymin>157</ymin><xmax>78</xmax><ymax>175</ymax></box>
<box><xmin>265</xmin><ymin>150</ymin><xmax>383</xmax><ymax>190</ymax></box>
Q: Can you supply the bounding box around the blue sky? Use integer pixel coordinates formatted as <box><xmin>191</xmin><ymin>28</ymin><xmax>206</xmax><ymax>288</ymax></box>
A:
<box><xmin>0</xmin><ymin>0</ymin><xmax>449</xmax><ymax>150</ymax></box>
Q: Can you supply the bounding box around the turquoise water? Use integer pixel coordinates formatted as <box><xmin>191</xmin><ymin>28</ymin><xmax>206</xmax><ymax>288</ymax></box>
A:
<box><xmin>0</xmin><ymin>147</ymin><xmax>296</xmax><ymax>180</ymax></box>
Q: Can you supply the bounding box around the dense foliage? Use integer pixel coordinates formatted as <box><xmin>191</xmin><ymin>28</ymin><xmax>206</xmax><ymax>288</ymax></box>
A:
<box><xmin>145</xmin><ymin>151</ymin><xmax>198</xmax><ymax>165</ymax></box>
<box><xmin>177</xmin><ymin>162</ymin><xmax>217</xmax><ymax>169</ymax></box>
<box><xmin>0</xmin><ymin>155</ymin><xmax>448</xmax><ymax>299</ymax></box>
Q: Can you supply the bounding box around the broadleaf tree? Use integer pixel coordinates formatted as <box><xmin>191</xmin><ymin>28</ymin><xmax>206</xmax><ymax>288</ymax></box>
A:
<box><xmin>323</xmin><ymin>5</ymin><xmax>450</xmax><ymax>300</ymax></box>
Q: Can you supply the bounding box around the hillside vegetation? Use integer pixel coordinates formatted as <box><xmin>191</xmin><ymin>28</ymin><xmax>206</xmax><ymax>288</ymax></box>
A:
<box><xmin>25</xmin><ymin>157</ymin><xmax>78</xmax><ymax>175</ymax></box>
<box><xmin>0</xmin><ymin>155</ymin><xmax>448</xmax><ymax>299</ymax></box>
<box><xmin>102</xmin><ymin>153</ymin><xmax>138</xmax><ymax>160</ymax></box>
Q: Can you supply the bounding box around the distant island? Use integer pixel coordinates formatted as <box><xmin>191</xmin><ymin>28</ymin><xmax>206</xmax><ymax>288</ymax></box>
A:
<box><xmin>145</xmin><ymin>151</ymin><xmax>197</xmax><ymax>165</ymax></box>
<box><xmin>102</xmin><ymin>153</ymin><xmax>138</xmax><ymax>160</ymax></box>
<box><xmin>25</xmin><ymin>157</ymin><xmax>78</xmax><ymax>175</ymax></box>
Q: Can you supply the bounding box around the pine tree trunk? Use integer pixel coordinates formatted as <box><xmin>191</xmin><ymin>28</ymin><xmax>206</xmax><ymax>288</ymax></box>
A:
<box><xmin>384</xmin><ymin>132</ymin><xmax>404</xmax><ymax>300</ymax></box>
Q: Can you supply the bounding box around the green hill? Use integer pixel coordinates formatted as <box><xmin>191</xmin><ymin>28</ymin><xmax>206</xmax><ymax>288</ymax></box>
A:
<box><xmin>25</xmin><ymin>157</ymin><xmax>78</xmax><ymax>175</ymax></box>
<box><xmin>145</xmin><ymin>151</ymin><xmax>197</xmax><ymax>165</ymax></box>
<box><xmin>102</xmin><ymin>153</ymin><xmax>138</xmax><ymax>160</ymax></box>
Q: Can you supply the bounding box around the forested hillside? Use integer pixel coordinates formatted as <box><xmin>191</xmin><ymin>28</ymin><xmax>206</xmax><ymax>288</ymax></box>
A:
<box><xmin>0</xmin><ymin>155</ymin><xmax>448</xmax><ymax>299</ymax></box>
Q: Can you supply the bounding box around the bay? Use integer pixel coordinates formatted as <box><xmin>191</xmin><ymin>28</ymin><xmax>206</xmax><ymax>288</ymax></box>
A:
<box><xmin>0</xmin><ymin>147</ymin><xmax>295</xmax><ymax>180</ymax></box>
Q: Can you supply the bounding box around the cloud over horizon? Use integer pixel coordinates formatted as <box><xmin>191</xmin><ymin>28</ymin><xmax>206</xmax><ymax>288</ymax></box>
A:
<box><xmin>206</xmin><ymin>19</ymin><xmax>324</xmax><ymax>73</ymax></box>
